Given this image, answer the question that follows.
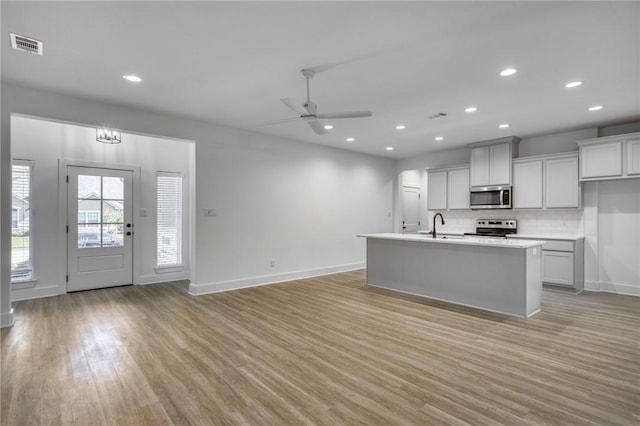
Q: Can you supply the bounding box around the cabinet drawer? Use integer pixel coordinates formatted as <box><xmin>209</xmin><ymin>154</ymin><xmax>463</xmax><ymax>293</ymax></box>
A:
<box><xmin>542</xmin><ymin>240</ymin><xmax>574</xmax><ymax>252</ymax></box>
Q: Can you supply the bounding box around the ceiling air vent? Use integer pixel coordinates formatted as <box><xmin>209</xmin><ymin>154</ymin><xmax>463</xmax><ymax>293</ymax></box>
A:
<box><xmin>428</xmin><ymin>112</ymin><xmax>447</xmax><ymax>119</ymax></box>
<box><xmin>10</xmin><ymin>33</ymin><xmax>43</xmax><ymax>55</ymax></box>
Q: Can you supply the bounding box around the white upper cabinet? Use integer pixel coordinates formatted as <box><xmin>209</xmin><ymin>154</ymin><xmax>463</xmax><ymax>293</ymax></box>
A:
<box><xmin>512</xmin><ymin>153</ymin><xmax>580</xmax><ymax>210</ymax></box>
<box><xmin>545</xmin><ymin>155</ymin><xmax>580</xmax><ymax>208</ymax></box>
<box><xmin>427</xmin><ymin>170</ymin><xmax>448</xmax><ymax>210</ymax></box>
<box><xmin>427</xmin><ymin>166</ymin><xmax>470</xmax><ymax>211</ymax></box>
<box><xmin>578</xmin><ymin>132</ymin><xmax>640</xmax><ymax>181</ymax></box>
<box><xmin>469</xmin><ymin>138</ymin><xmax>519</xmax><ymax>187</ymax></box>
<box><xmin>513</xmin><ymin>160</ymin><xmax>543</xmax><ymax>209</ymax></box>
<box><xmin>627</xmin><ymin>138</ymin><xmax>640</xmax><ymax>176</ymax></box>
<box><xmin>489</xmin><ymin>143</ymin><xmax>511</xmax><ymax>186</ymax></box>
<box><xmin>580</xmin><ymin>142</ymin><xmax>622</xmax><ymax>179</ymax></box>
<box><xmin>470</xmin><ymin>146</ymin><xmax>490</xmax><ymax>186</ymax></box>
<box><xmin>448</xmin><ymin>168</ymin><xmax>470</xmax><ymax>210</ymax></box>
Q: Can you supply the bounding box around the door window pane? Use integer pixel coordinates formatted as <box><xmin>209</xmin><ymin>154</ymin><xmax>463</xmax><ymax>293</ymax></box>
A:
<box><xmin>102</xmin><ymin>225</ymin><xmax>124</xmax><ymax>247</ymax></box>
<box><xmin>102</xmin><ymin>201</ymin><xmax>124</xmax><ymax>223</ymax></box>
<box><xmin>103</xmin><ymin>176</ymin><xmax>124</xmax><ymax>200</ymax></box>
<box><xmin>78</xmin><ymin>175</ymin><xmax>101</xmax><ymax>199</ymax></box>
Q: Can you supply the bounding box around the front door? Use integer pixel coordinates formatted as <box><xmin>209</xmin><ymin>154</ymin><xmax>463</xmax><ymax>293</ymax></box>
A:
<box><xmin>67</xmin><ymin>166</ymin><xmax>133</xmax><ymax>292</ymax></box>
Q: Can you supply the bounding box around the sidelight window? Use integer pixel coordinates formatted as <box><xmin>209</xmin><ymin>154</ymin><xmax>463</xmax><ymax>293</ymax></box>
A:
<box><xmin>11</xmin><ymin>160</ymin><xmax>34</xmax><ymax>281</ymax></box>
<box><xmin>157</xmin><ymin>172</ymin><xmax>183</xmax><ymax>267</ymax></box>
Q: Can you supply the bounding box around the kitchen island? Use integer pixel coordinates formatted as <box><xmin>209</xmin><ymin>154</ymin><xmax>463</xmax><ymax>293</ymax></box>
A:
<box><xmin>358</xmin><ymin>233</ymin><xmax>545</xmax><ymax>318</ymax></box>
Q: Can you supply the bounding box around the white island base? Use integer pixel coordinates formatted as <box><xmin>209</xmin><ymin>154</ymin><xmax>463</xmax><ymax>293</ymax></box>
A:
<box><xmin>360</xmin><ymin>234</ymin><xmax>543</xmax><ymax>318</ymax></box>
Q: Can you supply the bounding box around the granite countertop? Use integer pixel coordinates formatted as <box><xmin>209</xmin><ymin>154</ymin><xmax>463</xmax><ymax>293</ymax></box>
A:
<box><xmin>358</xmin><ymin>233</ymin><xmax>545</xmax><ymax>249</ymax></box>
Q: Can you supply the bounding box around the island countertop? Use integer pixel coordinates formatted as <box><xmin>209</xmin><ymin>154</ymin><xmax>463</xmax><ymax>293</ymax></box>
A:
<box><xmin>358</xmin><ymin>233</ymin><xmax>545</xmax><ymax>249</ymax></box>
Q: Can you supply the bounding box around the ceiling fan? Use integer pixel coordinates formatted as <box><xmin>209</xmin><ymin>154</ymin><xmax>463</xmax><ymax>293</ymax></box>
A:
<box><xmin>259</xmin><ymin>68</ymin><xmax>373</xmax><ymax>135</ymax></box>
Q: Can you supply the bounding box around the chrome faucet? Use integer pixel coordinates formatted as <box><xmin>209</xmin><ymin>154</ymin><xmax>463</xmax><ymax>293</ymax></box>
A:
<box><xmin>432</xmin><ymin>213</ymin><xmax>445</xmax><ymax>238</ymax></box>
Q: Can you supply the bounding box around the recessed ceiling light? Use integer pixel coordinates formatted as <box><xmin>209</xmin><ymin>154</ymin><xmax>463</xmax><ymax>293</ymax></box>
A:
<box><xmin>122</xmin><ymin>74</ymin><xmax>143</xmax><ymax>83</ymax></box>
<box><xmin>386</xmin><ymin>146</ymin><xmax>394</xmax><ymax>151</ymax></box>
<box><xmin>434</xmin><ymin>136</ymin><xmax>444</xmax><ymax>141</ymax></box>
<box><xmin>500</xmin><ymin>68</ymin><xmax>517</xmax><ymax>77</ymax></box>
<box><xmin>499</xmin><ymin>123</ymin><xmax>511</xmax><ymax>128</ymax></box>
<box><xmin>465</xmin><ymin>106</ymin><xmax>478</xmax><ymax>113</ymax></box>
<box><xmin>346</xmin><ymin>137</ymin><xmax>355</xmax><ymax>142</ymax></box>
<box><xmin>395</xmin><ymin>125</ymin><xmax>406</xmax><ymax>130</ymax></box>
<box><xmin>323</xmin><ymin>124</ymin><xmax>333</xmax><ymax>130</ymax></box>
<box><xmin>564</xmin><ymin>81</ymin><xmax>583</xmax><ymax>88</ymax></box>
<box><xmin>588</xmin><ymin>105</ymin><xmax>604</xmax><ymax>111</ymax></box>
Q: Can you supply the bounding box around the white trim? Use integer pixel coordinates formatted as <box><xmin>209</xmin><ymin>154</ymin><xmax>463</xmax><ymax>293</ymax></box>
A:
<box><xmin>1</xmin><ymin>309</ymin><xmax>14</xmax><ymax>328</ymax></box>
<box><xmin>189</xmin><ymin>262</ymin><xmax>365</xmax><ymax>295</ymax></box>
<box><xmin>11</xmin><ymin>285</ymin><xmax>60</xmax><ymax>302</ymax></box>
<box><xmin>154</xmin><ymin>265</ymin><xmax>184</xmax><ymax>274</ymax></box>
<box><xmin>138</xmin><ymin>272</ymin><xmax>190</xmax><ymax>285</ymax></box>
<box><xmin>58</xmin><ymin>159</ymin><xmax>141</xmax><ymax>295</ymax></box>
<box><xmin>584</xmin><ymin>280</ymin><xmax>639</xmax><ymax>296</ymax></box>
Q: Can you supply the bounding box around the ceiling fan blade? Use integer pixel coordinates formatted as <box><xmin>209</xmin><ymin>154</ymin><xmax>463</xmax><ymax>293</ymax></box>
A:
<box><xmin>280</xmin><ymin>98</ymin><xmax>309</xmax><ymax>116</ymax></box>
<box><xmin>316</xmin><ymin>111</ymin><xmax>373</xmax><ymax>119</ymax></box>
<box><xmin>308</xmin><ymin>120</ymin><xmax>328</xmax><ymax>135</ymax></box>
<box><xmin>256</xmin><ymin>117</ymin><xmax>300</xmax><ymax>126</ymax></box>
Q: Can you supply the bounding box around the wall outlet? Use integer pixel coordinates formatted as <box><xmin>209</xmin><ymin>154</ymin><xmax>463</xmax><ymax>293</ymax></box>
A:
<box><xmin>270</xmin><ymin>259</ymin><xmax>276</xmax><ymax>268</ymax></box>
<box><xmin>204</xmin><ymin>208</ymin><xmax>217</xmax><ymax>217</ymax></box>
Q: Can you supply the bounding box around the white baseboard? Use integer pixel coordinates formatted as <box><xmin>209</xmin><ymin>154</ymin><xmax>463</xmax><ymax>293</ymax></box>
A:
<box><xmin>11</xmin><ymin>285</ymin><xmax>60</xmax><ymax>302</ymax></box>
<box><xmin>584</xmin><ymin>280</ymin><xmax>639</xmax><ymax>296</ymax></box>
<box><xmin>137</xmin><ymin>272</ymin><xmax>190</xmax><ymax>285</ymax></box>
<box><xmin>189</xmin><ymin>262</ymin><xmax>365</xmax><ymax>296</ymax></box>
<box><xmin>1</xmin><ymin>309</ymin><xmax>14</xmax><ymax>328</ymax></box>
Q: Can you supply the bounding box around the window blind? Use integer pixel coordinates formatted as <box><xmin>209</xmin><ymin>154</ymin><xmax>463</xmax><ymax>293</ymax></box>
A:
<box><xmin>12</xmin><ymin>161</ymin><xmax>33</xmax><ymax>280</ymax></box>
<box><xmin>157</xmin><ymin>173</ymin><xmax>183</xmax><ymax>267</ymax></box>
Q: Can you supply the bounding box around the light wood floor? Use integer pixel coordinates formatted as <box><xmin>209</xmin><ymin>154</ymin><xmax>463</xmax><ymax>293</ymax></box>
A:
<box><xmin>2</xmin><ymin>270</ymin><xmax>639</xmax><ymax>425</ymax></box>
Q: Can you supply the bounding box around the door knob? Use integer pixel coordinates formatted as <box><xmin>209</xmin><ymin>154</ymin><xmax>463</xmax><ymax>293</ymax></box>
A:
<box><xmin>126</xmin><ymin>223</ymin><xmax>132</xmax><ymax>228</ymax></box>
<box><xmin>126</xmin><ymin>231</ymin><xmax>132</xmax><ymax>236</ymax></box>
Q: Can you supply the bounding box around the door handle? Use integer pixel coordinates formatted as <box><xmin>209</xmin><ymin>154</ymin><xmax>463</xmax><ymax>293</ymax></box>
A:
<box><xmin>126</xmin><ymin>231</ymin><xmax>133</xmax><ymax>236</ymax></box>
<box><xmin>126</xmin><ymin>223</ymin><xmax>132</xmax><ymax>228</ymax></box>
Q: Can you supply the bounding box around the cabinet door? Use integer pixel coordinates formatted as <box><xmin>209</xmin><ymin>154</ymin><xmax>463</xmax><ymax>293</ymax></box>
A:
<box><xmin>542</xmin><ymin>251</ymin><xmax>574</xmax><ymax>286</ymax></box>
<box><xmin>489</xmin><ymin>143</ymin><xmax>511</xmax><ymax>185</ymax></box>
<box><xmin>448</xmin><ymin>168</ymin><xmax>470</xmax><ymax>210</ymax></box>
<box><xmin>627</xmin><ymin>138</ymin><xmax>640</xmax><ymax>176</ymax></box>
<box><xmin>580</xmin><ymin>142</ymin><xmax>622</xmax><ymax>179</ymax></box>
<box><xmin>513</xmin><ymin>161</ymin><xmax>543</xmax><ymax>209</ymax></box>
<box><xmin>545</xmin><ymin>156</ymin><xmax>579</xmax><ymax>208</ymax></box>
<box><xmin>470</xmin><ymin>146</ymin><xmax>490</xmax><ymax>186</ymax></box>
<box><xmin>427</xmin><ymin>171</ymin><xmax>448</xmax><ymax>210</ymax></box>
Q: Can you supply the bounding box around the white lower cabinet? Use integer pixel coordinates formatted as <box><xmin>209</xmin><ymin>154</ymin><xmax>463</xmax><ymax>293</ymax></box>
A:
<box><xmin>508</xmin><ymin>237</ymin><xmax>584</xmax><ymax>292</ymax></box>
<box><xmin>542</xmin><ymin>251</ymin><xmax>574</xmax><ymax>286</ymax></box>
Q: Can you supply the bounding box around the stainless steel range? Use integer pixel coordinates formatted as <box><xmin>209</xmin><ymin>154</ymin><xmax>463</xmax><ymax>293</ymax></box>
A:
<box><xmin>464</xmin><ymin>219</ymin><xmax>517</xmax><ymax>238</ymax></box>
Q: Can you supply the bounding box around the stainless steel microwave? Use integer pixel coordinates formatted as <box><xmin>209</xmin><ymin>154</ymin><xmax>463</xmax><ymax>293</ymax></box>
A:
<box><xmin>470</xmin><ymin>185</ymin><xmax>512</xmax><ymax>209</ymax></box>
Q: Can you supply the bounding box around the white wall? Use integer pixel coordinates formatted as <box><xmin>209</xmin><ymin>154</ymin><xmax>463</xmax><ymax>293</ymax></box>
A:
<box><xmin>1</xmin><ymin>83</ymin><xmax>396</xmax><ymax>323</ymax></box>
<box><xmin>10</xmin><ymin>116</ymin><xmax>194</xmax><ymax>300</ymax></box>
<box><xmin>518</xmin><ymin>128</ymin><xmax>597</xmax><ymax>157</ymax></box>
<box><xmin>584</xmin><ymin>180</ymin><xmax>640</xmax><ymax>296</ymax></box>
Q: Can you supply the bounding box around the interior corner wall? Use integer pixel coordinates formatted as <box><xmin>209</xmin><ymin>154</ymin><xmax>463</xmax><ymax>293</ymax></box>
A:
<box><xmin>1</xmin><ymin>83</ymin><xmax>395</xmax><ymax>307</ymax></box>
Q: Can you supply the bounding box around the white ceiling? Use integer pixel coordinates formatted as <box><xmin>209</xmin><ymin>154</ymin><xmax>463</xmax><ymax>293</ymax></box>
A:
<box><xmin>2</xmin><ymin>1</ymin><xmax>639</xmax><ymax>158</ymax></box>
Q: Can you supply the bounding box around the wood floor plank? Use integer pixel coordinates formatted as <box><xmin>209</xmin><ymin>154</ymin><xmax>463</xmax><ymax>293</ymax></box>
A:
<box><xmin>2</xmin><ymin>270</ymin><xmax>639</xmax><ymax>425</ymax></box>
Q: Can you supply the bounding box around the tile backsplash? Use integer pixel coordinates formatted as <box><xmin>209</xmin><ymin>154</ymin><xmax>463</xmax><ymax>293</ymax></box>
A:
<box><xmin>428</xmin><ymin>209</ymin><xmax>584</xmax><ymax>236</ymax></box>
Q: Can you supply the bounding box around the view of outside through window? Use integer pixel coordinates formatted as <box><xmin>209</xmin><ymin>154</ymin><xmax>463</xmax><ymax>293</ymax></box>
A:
<box><xmin>77</xmin><ymin>175</ymin><xmax>125</xmax><ymax>248</ymax></box>
<box><xmin>157</xmin><ymin>174</ymin><xmax>183</xmax><ymax>266</ymax></box>
<box><xmin>11</xmin><ymin>162</ymin><xmax>33</xmax><ymax>280</ymax></box>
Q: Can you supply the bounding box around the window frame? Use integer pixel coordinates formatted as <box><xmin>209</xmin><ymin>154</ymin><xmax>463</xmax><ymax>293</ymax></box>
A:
<box><xmin>155</xmin><ymin>171</ymin><xmax>184</xmax><ymax>269</ymax></box>
<box><xmin>11</xmin><ymin>159</ymin><xmax>35</xmax><ymax>283</ymax></box>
